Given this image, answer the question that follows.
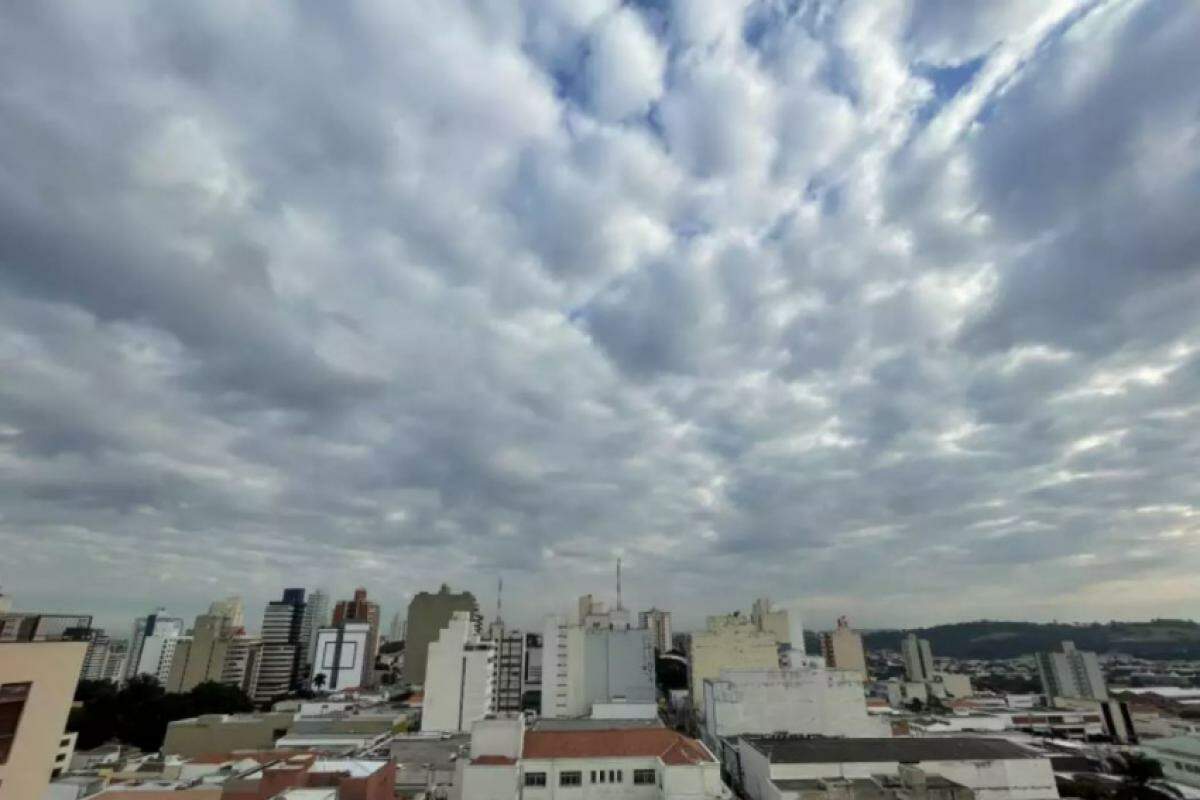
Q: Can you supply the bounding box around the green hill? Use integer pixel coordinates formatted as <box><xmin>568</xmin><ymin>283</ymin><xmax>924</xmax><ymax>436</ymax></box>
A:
<box><xmin>861</xmin><ymin>619</ymin><xmax>1200</xmax><ymax>659</ymax></box>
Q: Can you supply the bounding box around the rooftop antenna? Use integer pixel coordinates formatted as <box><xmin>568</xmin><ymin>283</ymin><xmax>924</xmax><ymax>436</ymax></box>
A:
<box><xmin>495</xmin><ymin>576</ymin><xmax>503</xmax><ymax>626</ymax></box>
<box><xmin>616</xmin><ymin>557</ymin><xmax>623</xmax><ymax>610</ymax></box>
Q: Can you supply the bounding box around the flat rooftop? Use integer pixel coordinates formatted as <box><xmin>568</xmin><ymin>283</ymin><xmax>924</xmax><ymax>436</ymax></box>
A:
<box><xmin>531</xmin><ymin>718</ymin><xmax>664</xmax><ymax>731</ymax></box>
<box><xmin>745</xmin><ymin>736</ymin><xmax>1042</xmax><ymax>764</ymax></box>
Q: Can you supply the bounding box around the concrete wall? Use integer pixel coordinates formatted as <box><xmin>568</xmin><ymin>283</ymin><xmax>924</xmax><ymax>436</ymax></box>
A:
<box><xmin>405</xmin><ymin>586</ymin><xmax>477</xmax><ymax>686</ymax></box>
<box><xmin>690</xmin><ymin>618</ymin><xmax>780</xmax><ymax>714</ymax></box>
<box><xmin>0</xmin><ymin>641</ymin><xmax>86</xmax><ymax>800</ymax></box>
<box><xmin>162</xmin><ymin>712</ymin><xmax>294</xmax><ymax>757</ymax></box>
<box><xmin>543</xmin><ymin>618</ymin><xmax>588</xmax><ymax>719</ymax></box>
<box><xmin>583</xmin><ymin>627</ymin><xmax>655</xmax><ymax>707</ymax></box>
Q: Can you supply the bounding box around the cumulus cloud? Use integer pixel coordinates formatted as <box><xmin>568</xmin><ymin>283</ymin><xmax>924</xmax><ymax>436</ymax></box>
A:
<box><xmin>2</xmin><ymin>0</ymin><xmax>1199</xmax><ymax>633</ymax></box>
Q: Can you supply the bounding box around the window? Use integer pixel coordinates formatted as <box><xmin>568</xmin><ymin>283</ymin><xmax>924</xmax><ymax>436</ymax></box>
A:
<box><xmin>609</xmin><ymin>770</ymin><xmax>617</xmax><ymax>783</ymax></box>
<box><xmin>599</xmin><ymin>770</ymin><xmax>606</xmax><ymax>783</ymax></box>
<box><xmin>634</xmin><ymin>769</ymin><xmax>656</xmax><ymax>785</ymax></box>
<box><xmin>56</xmin><ymin>752</ymin><xmax>66</xmax><ymax>762</ymax></box>
<box><xmin>0</xmin><ymin>683</ymin><xmax>32</xmax><ymax>765</ymax></box>
<box><xmin>591</xmin><ymin>771</ymin><xmax>597</xmax><ymax>783</ymax></box>
<box><xmin>617</xmin><ymin>770</ymin><xmax>623</xmax><ymax>783</ymax></box>
<box><xmin>524</xmin><ymin>772</ymin><xmax>547</xmax><ymax>787</ymax></box>
<box><xmin>560</xmin><ymin>771</ymin><xmax>582</xmax><ymax>786</ymax></box>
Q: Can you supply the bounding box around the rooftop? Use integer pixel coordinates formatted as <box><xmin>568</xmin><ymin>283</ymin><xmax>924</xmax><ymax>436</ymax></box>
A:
<box><xmin>531</xmin><ymin>717</ymin><xmax>664</xmax><ymax>731</ymax></box>
<box><xmin>1143</xmin><ymin>736</ymin><xmax>1200</xmax><ymax>759</ymax></box>
<box><xmin>744</xmin><ymin>736</ymin><xmax>1042</xmax><ymax>764</ymax></box>
<box><xmin>522</xmin><ymin>728</ymin><xmax>714</xmax><ymax>765</ymax></box>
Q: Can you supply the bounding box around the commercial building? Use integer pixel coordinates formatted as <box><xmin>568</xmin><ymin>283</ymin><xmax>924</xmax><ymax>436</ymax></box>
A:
<box><xmin>126</xmin><ymin>610</ymin><xmax>185</xmax><ymax>683</ymax></box>
<box><xmin>166</xmin><ymin>613</ymin><xmax>236</xmax><ymax>693</ymax></box>
<box><xmin>253</xmin><ymin>589</ymin><xmax>311</xmax><ymax>702</ymax></box>
<box><xmin>639</xmin><ymin>608</ymin><xmax>673</xmax><ymax>654</ymax></box>
<box><xmin>421</xmin><ymin>611</ymin><xmax>495</xmax><ymax>733</ymax></box>
<box><xmin>902</xmin><ymin>635</ymin><xmax>936</xmax><ymax>683</ymax></box>
<box><xmin>0</xmin><ymin>612</ymin><xmax>92</xmax><ymax>642</ymax></box>
<box><xmin>541</xmin><ymin>615</ymin><xmax>656</xmax><ymax>719</ymax></box>
<box><xmin>1141</xmin><ymin>736</ymin><xmax>1200</xmax><ymax>788</ymax></box>
<box><xmin>820</xmin><ymin>617</ymin><xmax>868</xmax><ymax>679</ymax></box>
<box><xmin>492</xmin><ymin>628</ymin><xmax>527</xmax><ymax>714</ymax></box>
<box><xmin>162</xmin><ymin>711</ymin><xmax>296</xmax><ymax>757</ymax></box>
<box><xmin>689</xmin><ymin>612</ymin><xmax>783</xmax><ymax>715</ymax></box>
<box><xmin>405</xmin><ymin>584</ymin><xmax>478</xmax><ymax>686</ymax></box>
<box><xmin>331</xmin><ymin>588</ymin><xmax>380</xmax><ymax>687</ymax></box>
<box><xmin>0</xmin><ymin>640</ymin><xmax>88</xmax><ymax>800</ymax></box>
<box><xmin>303</xmin><ymin>589</ymin><xmax>329</xmax><ymax>668</ymax></box>
<box><xmin>459</xmin><ymin>716</ymin><xmax>728</xmax><ymax>800</ymax></box>
<box><xmin>702</xmin><ymin>668</ymin><xmax>889</xmax><ymax>748</ymax></box>
<box><xmin>312</xmin><ymin>622</ymin><xmax>371</xmax><ymax>691</ymax></box>
<box><xmin>733</xmin><ymin>736</ymin><xmax>1059</xmax><ymax>800</ymax></box>
<box><xmin>221</xmin><ymin>632</ymin><xmax>262</xmax><ymax>694</ymax></box>
<box><xmin>525</xmin><ymin>632</ymin><xmax>544</xmax><ymax>711</ymax></box>
<box><xmin>1035</xmin><ymin>641</ymin><xmax>1107</xmax><ymax>700</ymax></box>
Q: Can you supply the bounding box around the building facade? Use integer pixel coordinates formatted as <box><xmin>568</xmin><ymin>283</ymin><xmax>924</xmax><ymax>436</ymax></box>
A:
<box><xmin>405</xmin><ymin>584</ymin><xmax>479</xmax><ymax>686</ymax></box>
<box><xmin>1035</xmin><ymin>641</ymin><xmax>1106</xmax><ymax>700</ymax></box>
<box><xmin>312</xmin><ymin>622</ymin><xmax>371</xmax><ymax>691</ymax></box>
<box><xmin>0</xmin><ymin>641</ymin><xmax>88</xmax><ymax>800</ymax></box>
<box><xmin>253</xmin><ymin>588</ymin><xmax>310</xmax><ymax>702</ymax></box>
<box><xmin>493</xmin><ymin>628</ymin><xmax>527</xmax><ymax>714</ymax></box>
<box><xmin>166</xmin><ymin>613</ymin><xmax>235</xmax><ymax>693</ymax></box>
<box><xmin>0</xmin><ymin>613</ymin><xmax>92</xmax><ymax>643</ymax></box>
<box><xmin>639</xmin><ymin>609</ymin><xmax>673</xmax><ymax>654</ymax></box>
<box><xmin>819</xmin><ymin>616</ymin><xmax>867</xmax><ymax>678</ymax></box>
<box><xmin>689</xmin><ymin>614</ymin><xmax>782</xmax><ymax>715</ymax></box>
<box><xmin>421</xmin><ymin>611</ymin><xmax>496</xmax><ymax>733</ymax></box>
<box><xmin>541</xmin><ymin>616</ymin><xmax>656</xmax><ymax>720</ymax></box>
<box><xmin>303</xmin><ymin>589</ymin><xmax>329</xmax><ymax>669</ymax></box>
<box><xmin>331</xmin><ymin>588</ymin><xmax>380</xmax><ymax>687</ymax></box>
<box><xmin>126</xmin><ymin>611</ymin><xmax>185</xmax><ymax>684</ymax></box>
<box><xmin>902</xmin><ymin>635</ymin><xmax>935</xmax><ymax>683</ymax></box>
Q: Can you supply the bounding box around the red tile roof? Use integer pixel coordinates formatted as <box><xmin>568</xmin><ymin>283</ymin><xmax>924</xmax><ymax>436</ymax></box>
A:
<box><xmin>522</xmin><ymin>729</ymin><xmax>714</xmax><ymax>765</ymax></box>
<box><xmin>472</xmin><ymin>755</ymin><xmax>518</xmax><ymax>765</ymax></box>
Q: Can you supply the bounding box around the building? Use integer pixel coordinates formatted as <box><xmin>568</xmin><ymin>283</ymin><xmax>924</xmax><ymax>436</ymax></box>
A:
<box><xmin>312</xmin><ymin>622</ymin><xmax>371</xmax><ymax>691</ymax></box>
<box><xmin>820</xmin><ymin>616</ymin><xmax>867</xmax><ymax>678</ymax></box>
<box><xmin>78</xmin><ymin>629</ymin><xmax>124</xmax><ymax>683</ymax></box>
<box><xmin>541</xmin><ymin>615</ymin><xmax>656</xmax><ymax>719</ymax></box>
<box><xmin>902</xmin><ymin>634</ymin><xmax>935</xmax><ymax>683</ymax></box>
<box><xmin>733</xmin><ymin>736</ymin><xmax>1059</xmax><ymax>800</ymax></box>
<box><xmin>405</xmin><ymin>584</ymin><xmax>478</xmax><ymax>686</ymax></box>
<box><xmin>579</xmin><ymin>593</ymin><xmax>633</xmax><ymax>630</ymax></box>
<box><xmin>639</xmin><ymin>608</ymin><xmax>673</xmax><ymax>654</ymax></box>
<box><xmin>493</xmin><ymin>628</ymin><xmax>527</xmax><ymax>714</ymax></box>
<box><xmin>525</xmin><ymin>632</ymin><xmax>544</xmax><ymax>711</ymax></box>
<box><xmin>217</xmin><ymin>752</ymin><xmax>395</xmax><ymax>799</ymax></box>
<box><xmin>331</xmin><ymin>588</ymin><xmax>380</xmax><ymax>687</ymax></box>
<box><xmin>221</xmin><ymin>632</ymin><xmax>262</xmax><ymax>694</ymax></box>
<box><xmin>0</xmin><ymin>612</ymin><xmax>92</xmax><ymax>642</ymax></box>
<box><xmin>751</xmin><ymin>598</ymin><xmax>792</xmax><ymax>646</ymax></box>
<box><xmin>459</xmin><ymin>716</ymin><xmax>728</xmax><ymax>800</ymax></box>
<box><xmin>208</xmin><ymin>595</ymin><xmax>245</xmax><ymax>629</ymax></box>
<box><xmin>387</xmin><ymin>611</ymin><xmax>405</xmax><ymax>643</ymax></box>
<box><xmin>0</xmin><ymin>640</ymin><xmax>88</xmax><ymax>800</ymax></box>
<box><xmin>1141</xmin><ymin>736</ymin><xmax>1200</xmax><ymax>788</ymax></box>
<box><xmin>166</xmin><ymin>613</ymin><xmax>236</xmax><ymax>693</ymax></box>
<box><xmin>421</xmin><ymin>611</ymin><xmax>496</xmax><ymax>733</ymax></box>
<box><xmin>126</xmin><ymin>610</ymin><xmax>185</xmax><ymax>683</ymax></box>
<box><xmin>303</xmin><ymin>589</ymin><xmax>329</xmax><ymax>668</ymax></box>
<box><xmin>253</xmin><ymin>589</ymin><xmax>310</xmax><ymax>703</ymax></box>
<box><xmin>1035</xmin><ymin>641</ymin><xmax>1107</xmax><ymax>700</ymax></box>
<box><xmin>689</xmin><ymin>612</ymin><xmax>782</xmax><ymax>715</ymax></box>
<box><xmin>702</xmin><ymin>668</ymin><xmax>889</xmax><ymax>748</ymax></box>
<box><xmin>0</xmin><ymin>590</ymin><xmax>9</xmax><ymax>614</ymax></box>
<box><xmin>162</xmin><ymin>711</ymin><xmax>296</xmax><ymax>757</ymax></box>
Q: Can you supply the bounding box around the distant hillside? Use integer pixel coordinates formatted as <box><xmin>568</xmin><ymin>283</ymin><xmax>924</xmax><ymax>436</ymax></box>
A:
<box><xmin>861</xmin><ymin>619</ymin><xmax>1200</xmax><ymax>660</ymax></box>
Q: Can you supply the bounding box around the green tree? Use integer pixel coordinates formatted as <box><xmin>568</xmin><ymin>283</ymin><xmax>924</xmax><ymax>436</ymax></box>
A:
<box><xmin>313</xmin><ymin>673</ymin><xmax>327</xmax><ymax>691</ymax></box>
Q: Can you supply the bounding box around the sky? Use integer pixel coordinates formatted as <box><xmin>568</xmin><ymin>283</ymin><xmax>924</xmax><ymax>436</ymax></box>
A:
<box><xmin>2</xmin><ymin>0</ymin><xmax>1200</xmax><ymax>637</ymax></box>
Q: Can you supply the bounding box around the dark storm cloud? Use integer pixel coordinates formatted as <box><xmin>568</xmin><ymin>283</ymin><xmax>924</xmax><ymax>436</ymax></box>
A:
<box><xmin>2</xmin><ymin>0</ymin><xmax>1200</xmax><ymax>632</ymax></box>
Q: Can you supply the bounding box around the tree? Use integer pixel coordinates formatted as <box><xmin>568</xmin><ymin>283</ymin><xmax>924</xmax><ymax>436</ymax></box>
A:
<box><xmin>313</xmin><ymin>673</ymin><xmax>327</xmax><ymax>691</ymax></box>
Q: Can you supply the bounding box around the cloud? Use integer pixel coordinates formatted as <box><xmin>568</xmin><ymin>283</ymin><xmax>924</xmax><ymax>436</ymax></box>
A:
<box><xmin>2</xmin><ymin>0</ymin><xmax>1199</xmax><ymax>634</ymax></box>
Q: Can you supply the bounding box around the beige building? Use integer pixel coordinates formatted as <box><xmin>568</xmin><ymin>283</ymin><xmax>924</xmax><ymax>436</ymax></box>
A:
<box><xmin>751</xmin><ymin>599</ymin><xmax>791</xmax><ymax>646</ymax></box>
<box><xmin>820</xmin><ymin>616</ymin><xmax>868</xmax><ymax>679</ymax></box>
<box><xmin>0</xmin><ymin>641</ymin><xmax>87</xmax><ymax>800</ymax></box>
<box><xmin>166</xmin><ymin>614</ymin><xmax>233</xmax><ymax>693</ymax></box>
<box><xmin>689</xmin><ymin>612</ymin><xmax>782</xmax><ymax>714</ymax></box>
<box><xmin>162</xmin><ymin>711</ymin><xmax>295</xmax><ymax>757</ymax></box>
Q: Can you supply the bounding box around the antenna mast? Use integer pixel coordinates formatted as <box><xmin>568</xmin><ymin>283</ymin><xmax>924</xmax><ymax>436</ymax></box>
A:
<box><xmin>616</xmin><ymin>557</ymin><xmax>623</xmax><ymax>609</ymax></box>
<box><xmin>496</xmin><ymin>576</ymin><xmax>503</xmax><ymax>625</ymax></box>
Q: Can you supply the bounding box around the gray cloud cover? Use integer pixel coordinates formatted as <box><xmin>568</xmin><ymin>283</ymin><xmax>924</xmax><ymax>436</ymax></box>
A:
<box><xmin>2</xmin><ymin>0</ymin><xmax>1199</xmax><ymax>633</ymax></box>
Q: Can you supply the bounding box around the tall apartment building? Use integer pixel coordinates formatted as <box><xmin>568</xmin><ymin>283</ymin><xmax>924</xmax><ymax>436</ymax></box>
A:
<box><xmin>902</xmin><ymin>633</ymin><xmax>935</xmax><ymax>683</ymax></box>
<box><xmin>820</xmin><ymin>616</ymin><xmax>868</xmax><ymax>678</ymax></box>
<box><xmin>253</xmin><ymin>588</ymin><xmax>310</xmax><ymax>702</ymax></box>
<box><xmin>751</xmin><ymin>598</ymin><xmax>792</xmax><ymax>646</ymax></box>
<box><xmin>421</xmin><ymin>611</ymin><xmax>496</xmax><ymax>733</ymax></box>
<box><xmin>524</xmin><ymin>632</ymin><xmax>544</xmax><ymax>711</ymax></box>
<box><xmin>78</xmin><ymin>629</ymin><xmax>127</xmax><ymax>684</ymax></box>
<box><xmin>166</xmin><ymin>613</ymin><xmax>236</xmax><ymax>693</ymax></box>
<box><xmin>208</xmin><ymin>596</ymin><xmax>245</xmax><ymax>629</ymax></box>
<box><xmin>639</xmin><ymin>608</ymin><xmax>673</xmax><ymax>653</ymax></box>
<box><xmin>0</xmin><ymin>613</ymin><xmax>92</xmax><ymax>642</ymax></box>
<box><xmin>404</xmin><ymin>584</ymin><xmax>478</xmax><ymax>685</ymax></box>
<box><xmin>0</xmin><ymin>641</ymin><xmax>87</xmax><ymax>800</ymax></box>
<box><xmin>332</xmin><ymin>588</ymin><xmax>380</xmax><ymax>687</ymax></box>
<box><xmin>126</xmin><ymin>610</ymin><xmax>185</xmax><ymax>684</ymax></box>
<box><xmin>492</xmin><ymin>628</ymin><xmax>527</xmax><ymax>714</ymax></box>
<box><xmin>221</xmin><ymin>633</ymin><xmax>262</xmax><ymax>694</ymax></box>
<box><xmin>1036</xmin><ymin>641</ymin><xmax>1107</xmax><ymax>700</ymax></box>
<box><xmin>303</xmin><ymin>589</ymin><xmax>329</xmax><ymax>668</ymax></box>
<box><xmin>312</xmin><ymin>622</ymin><xmax>372</xmax><ymax>691</ymax></box>
<box><xmin>541</xmin><ymin>614</ymin><xmax>656</xmax><ymax>719</ymax></box>
<box><xmin>689</xmin><ymin>610</ymin><xmax>785</xmax><ymax>715</ymax></box>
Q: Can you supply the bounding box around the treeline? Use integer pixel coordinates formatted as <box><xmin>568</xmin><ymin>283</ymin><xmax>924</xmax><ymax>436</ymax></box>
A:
<box><xmin>70</xmin><ymin>676</ymin><xmax>254</xmax><ymax>752</ymax></box>
<box><xmin>862</xmin><ymin>619</ymin><xmax>1200</xmax><ymax>660</ymax></box>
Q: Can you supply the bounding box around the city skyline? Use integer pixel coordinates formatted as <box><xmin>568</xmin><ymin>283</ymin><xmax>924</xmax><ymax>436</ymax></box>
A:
<box><xmin>3</xmin><ymin>2</ymin><xmax>1200</xmax><ymax>628</ymax></box>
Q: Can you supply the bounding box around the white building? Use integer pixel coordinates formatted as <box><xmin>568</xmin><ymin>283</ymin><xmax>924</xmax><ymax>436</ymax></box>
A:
<box><xmin>734</xmin><ymin>736</ymin><xmax>1059</xmax><ymax>800</ymax></box>
<box><xmin>689</xmin><ymin>613</ymin><xmax>783</xmax><ymax>716</ymax></box>
<box><xmin>422</xmin><ymin>611</ymin><xmax>496</xmax><ymax>733</ymax></box>
<box><xmin>1141</xmin><ymin>736</ymin><xmax>1200</xmax><ymax>788</ymax></box>
<box><xmin>579</xmin><ymin>594</ymin><xmax>632</xmax><ymax>631</ymax></box>
<box><xmin>639</xmin><ymin>609</ymin><xmax>673</xmax><ymax>654</ymax></box>
<box><xmin>541</xmin><ymin>615</ymin><xmax>655</xmax><ymax>720</ymax></box>
<box><xmin>1035</xmin><ymin>641</ymin><xmax>1106</xmax><ymax>700</ymax></box>
<box><xmin>125</xmin><ymin>611</ymin><xmax>184</xmax><ymax>683</ymax></box>
<box><xmin>312</xmin><ymin>622</ymin><xmax>371</xmax><ymax>692</ymax></box>
<box><xmin>303</xmin><ymin>589</ymin><xmax>330</xmax><ymax>667</ymax></box>
<box><xmin>702</xmin><ymin>668</ymin><xmax>889</xmax><ymax>748</ymax></box>
<box><xmin>459</xmin><ymin>716</ymin><xmax>729</xmax><ymax>800</ymax></box>
<box><xmin>492</xmin><ymin>628</ymin><xmax>527</xmax><ymax>714</ymax></box>
<box><xmin>902</xmin><ymin>635</ymin><xmax>935</xmax><ymax>683</ymax></box>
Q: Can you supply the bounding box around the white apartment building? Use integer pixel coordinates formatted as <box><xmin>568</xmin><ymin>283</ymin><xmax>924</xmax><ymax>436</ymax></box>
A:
<box><xmin>126</xmin><ymin>611</ymin><xmax>184</xmax><ymax>683</ymax></box>
<box><xmin>312</xmin><ymin>622</ymin><xmax>371</xmax><ymax>692</ymax></box>
<box><xmin>459</xmin><ymin>717</ymin><xmax>729</xmax><ymax>800</ymax></box>
<box><xmin>1035</xmin><ymin>641</ymin><xmax>1106</xmax><ymax>700</ymax></box>
<box><xmin>735</xmin><ymin>736</ymin><xmax>1059</xmax><ymax>800</ymax></box>
<box><xmin>422</xmin><ymin>611</ymin><xmax>496</xmax><ymax>733</ymax></box>
<box><xmin>541</xmin><ymin>616</ymin><xmax>655</xmax><ymax>720</ymax></box>
<box><xmin>902</xmin><ymin>635</ymin><xmax>935</xmax><ymax>683</ymax></box>
<box><xmin>702</xmin><ymin>667</ymin><xmax>889</xmax><ymax>748</ymax></box>
<box><xmin>220</xmin><ymin>633</ymin><xmax>261</xmax><ymax>694</ymax></box>
<box><xmin>639</xmin><ymin>609</ymin><xmax>673</xmax><ymax>654</ymax></box>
